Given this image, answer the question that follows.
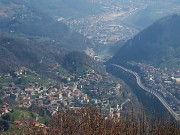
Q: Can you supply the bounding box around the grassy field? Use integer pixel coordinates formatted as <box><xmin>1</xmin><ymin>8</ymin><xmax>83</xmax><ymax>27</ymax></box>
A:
<box><xmin>7</xmin><ymin>108</ymin><xmax>46</xmax><ymax>123</ymax></box>
<box><xmin>10</xmin><ymin>109</ymin><xmax>32</xmax><ymax>120</ymax></box>
<box><xmin>0</xmin><ymin>70</ymin><xmax>56</xmax><ymax>89</ymax></box>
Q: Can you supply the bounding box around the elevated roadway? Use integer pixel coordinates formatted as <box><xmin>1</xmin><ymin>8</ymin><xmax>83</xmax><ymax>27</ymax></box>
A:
<box><xmin>111</xmin><ymin>64</ymin><xmax>180</xmax><ymax>122</ymax></box>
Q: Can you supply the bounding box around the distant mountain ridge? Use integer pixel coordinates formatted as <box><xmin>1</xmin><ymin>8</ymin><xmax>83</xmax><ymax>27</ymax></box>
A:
<box><xmin>24</xmin><ymin>0</ymin><xmax>101</xmax><ymax>18</ymax></box>
<box><xmin>109</xmin><ymin>14</ymin><xmax>180</xmax><ymax>68</ymax></box>
<box><xmin>0</xmin><ymin>35</ymin><xmax>100</xmax><ymax>80</ymax></box>
<box><xmin>0</xmin><ymin>0</ymin><xmax>99</xmax><ymax>78</ymax></box>
<box><xmin>0</xmin><ymin>0</ymin><xmax>92</xmax><ymax>50</ymax></box>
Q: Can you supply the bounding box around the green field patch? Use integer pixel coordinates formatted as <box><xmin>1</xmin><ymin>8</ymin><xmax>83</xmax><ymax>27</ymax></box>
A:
<box><xmin>9</xmin><ymin>109</ymin><xmax>32</xmax><ymax>121</ymax></box>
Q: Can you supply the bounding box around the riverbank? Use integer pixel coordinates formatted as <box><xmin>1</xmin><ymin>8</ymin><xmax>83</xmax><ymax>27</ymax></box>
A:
<box><xmin>106</xmin><ymin>64</ymin><xmax>175</xmax><ymax>121</ymax></box>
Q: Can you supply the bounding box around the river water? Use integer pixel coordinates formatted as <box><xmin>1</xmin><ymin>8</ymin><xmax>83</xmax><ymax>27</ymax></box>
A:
<box><xmin>106</xmin><ymin>64</ymin><xmax>173</xmax><ymax>121</ymax></box>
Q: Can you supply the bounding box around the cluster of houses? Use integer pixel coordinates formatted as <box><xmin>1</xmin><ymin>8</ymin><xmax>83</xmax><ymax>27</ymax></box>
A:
<box><xmin>0</xmin><ymin>67</ymin><xmax>125</xmax><ymax>118</ymax></box>
<box><xmin>130</xmin><ymin>62</ymin><xmax>180</xmax><ymax>113</ymax></box>
<box><xmin>62</xmin><ymin>0</ymin><xmax>141</xmax><ymax>45</ymax></box>
<box><xmin>0</xmin><ymin>103</ymin><xmax>11</xmax><ymax>116</ymax></box>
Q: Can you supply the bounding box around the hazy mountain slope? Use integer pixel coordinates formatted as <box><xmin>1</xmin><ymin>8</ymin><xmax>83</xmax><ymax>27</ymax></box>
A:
<box><xmin>0</xmin><ymin>0</ymin><xmax>98</xmax><ymax>77</ymax></box>
<box><xmin>24</xmin><ymin>0</ymin><xmax>101</xmax><ymax>18</ymax></box>
<box><xmin>0</xmin><ymin>36</ymin><xmax>98</xmax><ymax>79</ymax></box>
<box><xmin>0</xmin><ymin>0</ymin><xmax>92</xmax><ymax>50</ymax></box>
<box><xmin>109</xmin><ymin>14</ymin><xmax>180</xmax><ymax>68</ymax></box>
<box><xmin>122</xmin><ymin>0</ymin><xmax>180</xmax><ymax>30</ymax></box>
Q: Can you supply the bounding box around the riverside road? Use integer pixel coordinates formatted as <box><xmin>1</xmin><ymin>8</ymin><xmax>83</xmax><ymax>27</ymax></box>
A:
<box><xmin>111</xmin><ymin>64</ymin><xmax>180</xmax><ymax>122</ymax></box>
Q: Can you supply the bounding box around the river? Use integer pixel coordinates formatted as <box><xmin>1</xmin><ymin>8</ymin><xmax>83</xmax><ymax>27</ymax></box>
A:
<box><xmin>106</xmin><ymin>64</ymin><xmax>174</xmax><ymax>121</ymax></box>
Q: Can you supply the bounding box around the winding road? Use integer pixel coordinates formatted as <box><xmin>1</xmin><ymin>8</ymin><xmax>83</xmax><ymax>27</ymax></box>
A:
<box><xmin>111</xmin><ymin>64</ymin><xmax>180</xmax><ymax>122</ymax></box>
